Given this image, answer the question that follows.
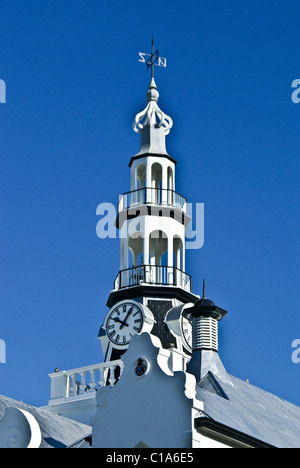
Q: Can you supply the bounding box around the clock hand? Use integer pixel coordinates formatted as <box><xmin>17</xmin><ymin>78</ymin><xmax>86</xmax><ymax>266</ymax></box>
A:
<box><xmin>120</xmin><ymin>307</ymin><xmax>134</xmax><ymax>330</ymax></box>
<box><xmin>112</xmin><ymin>317</ymin><xmax>129</xmax><ymax>327</ymax></box>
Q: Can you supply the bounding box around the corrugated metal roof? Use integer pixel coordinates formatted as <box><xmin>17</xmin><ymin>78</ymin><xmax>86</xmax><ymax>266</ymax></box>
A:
<box><xmin>196</xmin><ymin>367</ymin><xmax>300</xmax><ymax>448</ymax></box>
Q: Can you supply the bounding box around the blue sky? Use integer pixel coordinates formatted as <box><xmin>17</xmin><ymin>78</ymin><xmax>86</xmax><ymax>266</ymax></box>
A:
<box><xmin>0</xmin><ymin>0</ymin><xmax>299</xmax><ymax>408</ymax></box>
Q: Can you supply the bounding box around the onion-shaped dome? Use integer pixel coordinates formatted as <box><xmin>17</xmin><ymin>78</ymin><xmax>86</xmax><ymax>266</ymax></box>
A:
<box><xmin>133</xmin><ymin>78</ymin><xmax>173</xmax><ymax>135</ymax></box>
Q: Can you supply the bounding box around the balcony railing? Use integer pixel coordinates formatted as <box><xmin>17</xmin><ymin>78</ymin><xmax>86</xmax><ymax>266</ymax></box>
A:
<box><xmin>114</xmin><ymin>265</ymin><xmax>192</xmax><ymax>292</ymax></box>
<box><xmin>48</xmin><ymin>360</ymin><xmax>124</xmax><ymax>403</ymax></box>
<box><xmin>118</xmin><ymin>187</ymin><xmax>187</xmax><ymax>213</ymax></box>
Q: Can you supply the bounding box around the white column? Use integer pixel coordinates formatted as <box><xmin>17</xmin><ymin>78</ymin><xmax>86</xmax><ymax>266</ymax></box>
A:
<box><xmin>176</xmin><ymin>245</ymin><xmax>181</xmax><ymax>270</ymax></box>
<box><xmin>131</xmin><ymin>168</ymin><xmax>138</xmax><ymax>205</ymax></box>
<box><xmin>130</xmin><ymin>168</ymin><xmax>135</xmax><ymax>192</ymax></box>
<box><xmin>150</xmin><ymin>245</ymin><xmax>156</xmax><ymax>265</ymax></box>
<box><xmin>172</xmin><ymin>165</ymin><xmax>176</xmax><ymax>192</ymax></box>
<box><xmin>125</xmin><ymin>238</ymin><xmax>129</xmax><ymax>269</ymax></box>
<box><xmin>162</xmin><ymin>164</ymin><xmax>168</xmax><ymax>204</ymax></box>
<box><xmin>143</xmin><ymin>232</ymin><xmax>149</xmax><ymax>265</ymax></box>
<box><xmin>146</xmin><ymin>161</ymin><xmax>152</xmax><ymax>203</ymax></box>
<box><xmin>182</xmin><ymin>238</ymin><xmax>186</xmax><ymax>272</ymax></box>
<box><xmin>167</xmin><ymin>235</ymin><xmax>173</xmax><ymax>267</ymax></box>
<box><xmin>144</xmin><ymin>230</ymin><xmax>150</xmax><ymax>283</ymax></box>
<box><xmin>132</xmin><ymin>251</ymin><xmax>138</xmax><ymax>266</ymax></box>
<box><xmin>120</xmin><ymin>238</ymin><xmax>124</xmax><ymax>270</ymax></box>
<box><xmin>120</xmin><ymin>226</ymin><xmax>130</xmax><ymax>270</ymax></box>
<box><xmin>121</xmin><ymin>237</ymin><xmax>129</xmax><ymax>290</ymax></box>
<box><xmin>167</xmin><ymin>235</ymin><xmax>173</xmax><ymax>285</ymax></box>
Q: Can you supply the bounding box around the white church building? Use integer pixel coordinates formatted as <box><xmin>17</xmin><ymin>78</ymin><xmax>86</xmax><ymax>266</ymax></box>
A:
<box><xmin>1</xmin><ymin>49</ymin><xmax>300</xmax><ymax>449</ymax></box>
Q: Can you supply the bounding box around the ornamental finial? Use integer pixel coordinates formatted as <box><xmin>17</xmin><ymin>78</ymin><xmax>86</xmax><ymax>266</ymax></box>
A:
<box><xmin>133</xmin><ymin>79</ymin><xmax>173</xmax><ymax>135</ymax></box>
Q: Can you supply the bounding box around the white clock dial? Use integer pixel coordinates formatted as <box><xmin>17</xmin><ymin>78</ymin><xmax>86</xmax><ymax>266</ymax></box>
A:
<box><xmin>181</xmin><ymin>315</ymin><xmax>192</xmax><ymax>351</ymax></box>
<box><xmin>106</xmin><ymin>302</ymin><xmax>144</xmax><ymax>347</ymax></box>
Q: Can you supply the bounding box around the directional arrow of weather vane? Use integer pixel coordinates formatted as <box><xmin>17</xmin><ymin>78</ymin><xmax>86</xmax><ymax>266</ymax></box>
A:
<box><xmin>138</xmin><ymin>40</ymin><xmax>167</xmax><ymax>79</ymax></box>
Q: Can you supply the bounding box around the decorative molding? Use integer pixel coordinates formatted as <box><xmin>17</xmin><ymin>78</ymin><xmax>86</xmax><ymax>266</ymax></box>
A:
<box><xmin>0</xmin><ymin>407</ymin><xmax>42</xmax><ymax>448</ymax></box>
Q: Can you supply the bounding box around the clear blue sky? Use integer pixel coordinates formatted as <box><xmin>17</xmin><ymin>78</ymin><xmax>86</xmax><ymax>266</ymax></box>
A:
<box><xmin>0</xmin><ymin>0</ymin><xmax>299</xmax><ymax>408</ymax></box>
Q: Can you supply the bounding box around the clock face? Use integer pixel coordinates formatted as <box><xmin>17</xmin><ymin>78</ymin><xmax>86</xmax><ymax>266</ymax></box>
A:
<box><xmin>181</xmin><ymin>315</ymin><xmax>192</xmax><ymax>351</ymax></box>
<box><xmin>106</xmin><ymin>302</ymin><xmax>144</xmax><ymax>347</ymax></box>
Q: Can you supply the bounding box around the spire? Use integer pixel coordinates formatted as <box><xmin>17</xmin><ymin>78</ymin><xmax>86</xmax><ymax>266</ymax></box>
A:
<box><xmin>151</xmin><ymin>36</ymin><xmax>155</xmax><ymax>80</ymax></box>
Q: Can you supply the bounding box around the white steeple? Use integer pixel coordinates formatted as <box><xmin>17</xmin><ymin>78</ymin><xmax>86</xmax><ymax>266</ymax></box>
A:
<box><xmin>110</xmin><ymin>75</ymin><xmax>193</xmax><ymax>301</ymax></box>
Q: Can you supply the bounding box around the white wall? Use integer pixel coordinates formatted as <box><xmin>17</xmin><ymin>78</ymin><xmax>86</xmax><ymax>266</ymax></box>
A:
<box><xmin>92</xmin><ymin>333</ymin><xmax>199</xmax><ymax>448</ymax></box>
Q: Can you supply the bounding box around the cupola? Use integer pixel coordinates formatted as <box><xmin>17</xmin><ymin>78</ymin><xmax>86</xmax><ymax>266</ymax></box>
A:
<box><xmin>186</xmin><ymin>281</ymin><xmax>228</xmax><ymax>382</ymax></box>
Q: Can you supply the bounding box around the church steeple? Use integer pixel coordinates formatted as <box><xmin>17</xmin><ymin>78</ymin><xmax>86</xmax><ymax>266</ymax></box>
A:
<box><xmin>110</xmin><ymin>73</ymin><xmax>191</xmax><ymax>300</ymax></box>
<box><xmin>108</xmin><ymin>73</ymin><xmax>195</xmax><ymax>308</ymax></box>
<box><xmin>103</xmin><ymin>48</ymin><xmax>199</xmax><ymax>363</ymax></box>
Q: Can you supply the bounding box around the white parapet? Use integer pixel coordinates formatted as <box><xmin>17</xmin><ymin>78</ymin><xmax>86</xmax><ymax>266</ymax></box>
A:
<box><xmin>48</xmin><ymin>360</ymin><xmax>124</xmax><ymax>404</ymax></box>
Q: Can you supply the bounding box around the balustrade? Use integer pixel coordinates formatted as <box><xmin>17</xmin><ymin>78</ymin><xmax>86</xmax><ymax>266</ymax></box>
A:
<box><xmin>49</xmin><ymin>360</ymin><xmax>124</xmax><ymax>402</ymax></box>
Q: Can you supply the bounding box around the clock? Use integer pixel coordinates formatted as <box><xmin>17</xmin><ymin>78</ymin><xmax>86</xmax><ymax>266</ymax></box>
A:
<box><xmin>104</xmin><ymin>300</ymin><xmax>155</xmax><ymax>350</ymax></box>
<box><xmin>180</xmin><ymin>313</ymin><xmax>193</xmax><ymax>352</ymax></box>
<box><xmin>165</xmin><ymin>303</ymin><xmax>193</xmax><ymax>353</ymax></box>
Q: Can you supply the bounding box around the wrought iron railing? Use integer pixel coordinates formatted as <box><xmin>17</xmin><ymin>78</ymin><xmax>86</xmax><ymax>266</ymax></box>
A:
<box><xmin>118</xmin><ymin>187</ymin><xmax>187</xmax><ymax>213</ymax></box>
<box><xmin>114</xmin><ymin>265</ymin><xmax>192</xmax><ymax>292</ymax></box>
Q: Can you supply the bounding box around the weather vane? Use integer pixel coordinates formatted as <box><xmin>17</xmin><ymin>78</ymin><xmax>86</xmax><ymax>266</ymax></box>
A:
<box><xmin>138</xmin><ymin>39</ymin><xmax>167</xmax><ymax>79</ymax></box>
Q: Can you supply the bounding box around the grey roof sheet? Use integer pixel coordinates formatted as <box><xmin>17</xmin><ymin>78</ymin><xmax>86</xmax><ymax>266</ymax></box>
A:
<box><xmin>0</xmin><ymin>395</ymin><xmax>92</xmax><ymax>448</ymax></box>
<box><xmin>196</xmin><ymin>370</ymin><xmax>300</xmax><ymax>448</ymax></box>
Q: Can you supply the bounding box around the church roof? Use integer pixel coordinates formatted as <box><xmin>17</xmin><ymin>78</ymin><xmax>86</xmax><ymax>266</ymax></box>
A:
<box><xmin>196</xmin><ymin>368</ymin><xmax>300</xmax><ymax>448</ymax></box>
<box><xmin>0</xmin><ymin>395</ymin><xmax>92</xmax><ymax>448</ymax></box>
